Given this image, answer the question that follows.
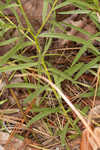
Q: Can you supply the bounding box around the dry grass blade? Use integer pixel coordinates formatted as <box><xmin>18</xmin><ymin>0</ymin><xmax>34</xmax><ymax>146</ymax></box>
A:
<box><xmin>16</xmin><ymin>72</ymin><xmax>100</xmax><ymax>147</ymax></box>
<box><xmin>36</xmin><ymin>74</ymin><xmax>100</xmax><ymax>148</ymax></box>
<box><xmin>92</xmin><ymin>66</ymin><xmax>100</xmax><ymax>107</ymax></box>
<box><xmin>0</xmin><ymin>115</ymin><xmax>22</xmax><ymax>124</ymax></box>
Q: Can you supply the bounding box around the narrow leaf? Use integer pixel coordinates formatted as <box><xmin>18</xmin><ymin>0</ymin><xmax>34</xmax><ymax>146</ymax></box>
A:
<box><xmin>24</xmin><ymin>85</ymin><xmax>48</xmax><ymax>103</ymax></box>
<box><xmin>0</xmin><ymin>41</ymin><xmax>33</xmax><ymax>66</ymax></box>
<box><xmin>0</xmin><ymin>62</ymin><xmax>37</xmax><ymax>73</ymax></box>
<box><xmin>0</xmin><ymin>37</ymin><xmax>18</xmax><ymax>46</ymax></box>
<box><xmin>74</xmin><ymin>56</ymin><xmax>100</xmax><ymax>80</ymax></box>
<box><xmin>27</xmin><ymin>107</ymin><xmax>60</xmax><ymax>127</ymax></box>
<box><xmin>6</xmin><ymin>83</ymin><xmax>38</xmax><ymax>89</ymax></box>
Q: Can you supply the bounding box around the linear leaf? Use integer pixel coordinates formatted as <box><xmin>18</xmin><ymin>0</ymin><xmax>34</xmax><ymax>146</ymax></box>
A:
<box><xmin>0</xmin><ymin>41</ymin><xmax>33</xmax><ymax>66</ymax></box>
<box><xmin>68</xmin><ymin>0</ymin><xmax>95</xmax><ymax>9</ymax></box>
<box><xmin>0</xmin><ymin>2</ymin><xmax>19</xmax><ymax>11</ymax></box>
<box><xmin>12</xmin><ymin>55</ymin><xmax>33</xmax><ymax>63</ymax></box>
<box><xmin>74</xmin><ymin>56</ymin><xmax>100</xmax><ymax>80</ymax></box>
<box><xmin>24</xmin><ymin>85</ymin><xmax>48</xmax><ymax>103</ymax></box>
<box><xmin>64</xmin><ymin>63</ymin><xmax>84</xmax><ymax>76</ymax></box>
<box><xmin>93</xmin><ymin>0</ymin><xmax>99</xmax><ymax>8</ymax></box>
<box><xmin>54</xmin><ymin>1</ymin><xmax>72</xmax><ymax>10</ymax></box>
<box><xmin>89</xmin><ymin>44</ymin><xmax>100</xmax><ymax>56</ymax></box>
<box><xmin>0</xmin><ymin>62</ymin><xmax>37</xmax><ymax>73</ymax></box>
<box><xmin>63</xmin><ymin>23</ymin><xmax>92</xmax><ymax>37</ymax></box>
<box><xmin>49</xmin><ymin>68</ymin><xmax>76</xmax><ymax>83</ymax></box>
<box><xmin>59</xmin><ymin>9</ymin><xmax>91</xmax><ymax>15</ymax></box>
<box><xmin>89</xmin><ymin>12</ymin><xmax>100</xmax><ymax>30</ymax></box>
<box><xmin>72</xmin><ymin>41</ymin><xmax>92</xmax><ymax>66</ymax></box>
<box><xmin>72</xmin><ymin>33</ymin><xmax>100</xmax><ymax>66</ymax></box>
<box><xmin>80</xmin><ymin>87</ymin><xmax>100</xmax><ymax>97</ymax></box>
<box><xmin>39</xmin><ymin>33</ymin><xmax>86</xmax><ymax>44</ymax></box>
<box><xmin>27</xmin><ymin>107</ymin><xmax>60</xmax><ymax>127</ymax></box>
<box><xmin>6</xmin><ymin>83</ymin><xmax>38</xmax><ymax>89</ymax></box>
<box><xmin>31</xmin><ymin>107</ymin><xmax>59</xmax><ymax>113</ymax></box>
<box><xmin>0</xmin><ymin>28</ymin><xmax>10</xmax><ymax>37</ymax></box>
<box><xmin>0</xmin><ymin>37</ymin><xmax>18</xmax><ymax>46</ymax></box>
<box><xmin>42</xmin><ymin>0</ymin><xmax>49</xmax><ymax>22</ymax></box>
<box><xmin>60</xmin><ymin>122</ymin><xmax>69</xmax><ymax>146</ymax></box>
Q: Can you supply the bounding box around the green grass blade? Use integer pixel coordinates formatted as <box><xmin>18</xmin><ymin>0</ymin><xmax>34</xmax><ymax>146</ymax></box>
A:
<box><xmin>72</xmin><ymin>41</ymin><xmax>92</xmax><ymax>66</ymax></box>
<box><xmin>0</xmin><ymin>37</ymin><xmax>18</xmax><ymax>46</ymax></box>
<box><xmin>17</xmin><ymin>0</ymin><xmax>35</xmax><ymax>33</ymax></box>
<box><xmin>6</xmin><ymin>83</ymin><xmax>39</xmax><ymax>89</ymax></box>
<box><xmin>42</xmin><ymin>0</ymin><xmax>49</xmax><ymax>22</ymax></box>
<box><xmin>0</xmin><ymin>2</ymin><xmax>19</xmax><ymax>11</ymax></box>
<box><xmin>89</xmin><ymin>44</ymin><xmax>100</xmax><ymax>55</ymax></box>
<box><xmin>27</xmin><ymin>107</ymin><xmax>60</xmax><ymax>127</ymax></box>
<box><xmin>80</xmin><ymin>87</ymin><xmax>100</xmax><ymax>97</ymax></box>
<box><xmin>0</xmin><ymin>62</ymin><xmax>37</xmax><ymax>73</ymax></box>
<box><xmin>68</xmin><ymin>0</ymin><xmax>95</xmax><ymax>9</ymax></box>
<box><xmin>12</xmin><ymin>55</ymin><xmax>33</xmax><ymax>63</ymax></box>
<box><xmin>74</xmin><ymin>56</ymin><xmax>100</xmax><ymax>80</ymax></box>
<box><xmin>63</xmin><ymin>23</ymin><xmax>92</xmax><ymax>37</ymax></box>
<box><xmin>24</xmin><ymin>85</ymin><xmax>49</xmax><ymax>103</ymax></box>
<box><xmin>72</xmin><ymin>32</ymin><xmax>100</xmax><ymax>66</ymax></box>
<box><xmin>0</xmin><ymin>41</ymin><xmax>33</xmax><ymax>66</ymax></box>
<box><xmin>58</xmin><ymin>9</ymin><xmax>91</xmax><ymax>15</ymax></box>
<box><xmin>39</xmin><ymin>33</ymin><xmax>86</xmax><ymax>44</ymax></box>
<box><xmin>89</xmin><ymin>12</ymin><xmax>100</xmax><ymax>30</ymax></box>
<box><xmin>64</xmin><ymin>63</ymin><xmax>84</xmax><ymax>76</ymax></box>
<box><xmin>60</xmin><ymin>122</ymin><xmax>69</xmax><ymax>146</ymax></box>
<box><xmin>93</xmin><ymin>0</ymin><xmax>99</xmax><ymax>9</ymax></box>
<box><xmin>54</xmin><ymin>1</ymin><xmax>72</xmax><ymax>10</ymax></box>
<box><xmin>0</xmin><ymin>28</ymin><xmax>10</xmax><ymax>37</ymax></box>
<box><xmin>49</xmin><ymin>67</ymin><xmax>76</xmax><ymax>83</ymax></box>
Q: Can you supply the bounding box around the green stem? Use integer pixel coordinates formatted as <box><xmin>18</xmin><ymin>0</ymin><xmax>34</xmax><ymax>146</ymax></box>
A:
<box><xmin>36</xmin><ymin>0</ymin><xmax>58</xmax><ymax>37</ymax></box>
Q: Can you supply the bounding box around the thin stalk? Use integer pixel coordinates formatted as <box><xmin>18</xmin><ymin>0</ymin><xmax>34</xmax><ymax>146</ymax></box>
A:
<box><xmin>36</xmin><ymin>74</ymin><xmax>100</xmax><ymax>148</ymax></box>
<box><xmin>16</xmin><ymin>73</ymin><xmax>100</xmax><ymax>147</ymax></box>
<box><xmin>36</xmin><ymin>0</ymin><xmax>58</xmax><ymax>37</ymax></box>
<box><xmin>17</xmin><ymin>0</ymin><xmax>35</xmax><ymax>33</ymax></box>
<box><xmin>2</xmin><ymin>73</ymin><xmax>27</xmax><ymax>122</ymax></box>
<box><xmin>41</xmin><ymin>57</ymin><xmax>74</xmax><ymax>128</ymax></box>
<box><xmin>92</xmin><ymin>65</ymin><xmax>100</xmax><ymax>107</ymax></box>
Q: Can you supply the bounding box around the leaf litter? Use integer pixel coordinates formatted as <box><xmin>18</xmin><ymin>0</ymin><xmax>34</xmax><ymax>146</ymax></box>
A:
<box><xmin>0</xmin><ymin>0</ymin><xmax>100</xmax><ymax>150</ymax></box>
